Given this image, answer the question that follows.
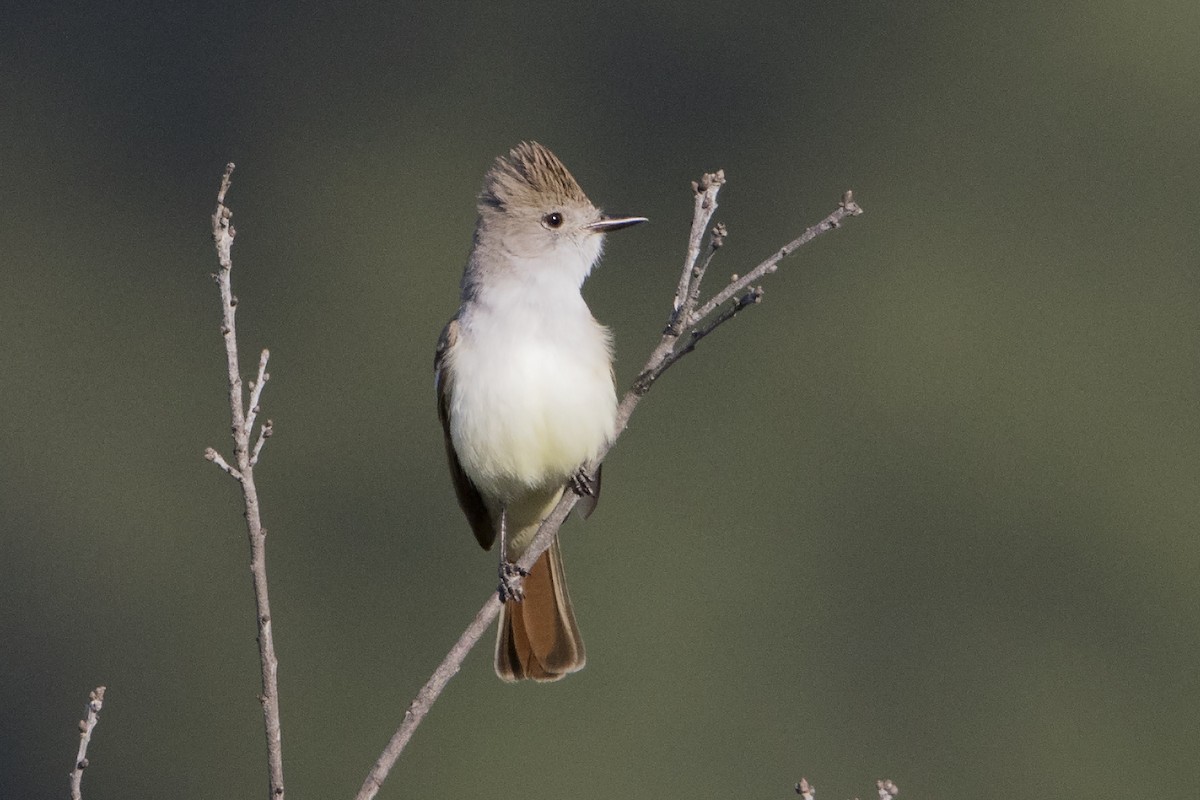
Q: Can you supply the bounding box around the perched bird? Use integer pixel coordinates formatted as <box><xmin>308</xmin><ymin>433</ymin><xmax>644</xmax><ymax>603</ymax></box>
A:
<box><xmin>435</xmin><ymin>142</ymin><xmax>646</xmax><ymax>681</ymax></box>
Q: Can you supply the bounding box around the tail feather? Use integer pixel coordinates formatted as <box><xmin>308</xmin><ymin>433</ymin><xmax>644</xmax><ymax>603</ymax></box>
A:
<box><xmin>495</xmin><ymin>538</ymin><xmax>585</xmax><ymax>682</ymax></box>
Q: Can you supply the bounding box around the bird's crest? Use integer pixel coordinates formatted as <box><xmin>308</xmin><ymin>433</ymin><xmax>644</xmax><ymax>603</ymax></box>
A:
<box><xmin>479</xmin><ymin>141</ymin><xmax>589</xmax><ymax>213</ymax></box>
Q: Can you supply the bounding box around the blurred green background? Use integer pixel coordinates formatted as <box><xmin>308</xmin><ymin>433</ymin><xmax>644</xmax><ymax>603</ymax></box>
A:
<box><xmin>3</xmin><ymin>1</ymin><xmax>1198</xmax><ymax>798</ymax></box>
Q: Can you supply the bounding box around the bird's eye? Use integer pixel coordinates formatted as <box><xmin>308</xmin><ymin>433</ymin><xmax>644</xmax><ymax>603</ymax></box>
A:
<box><xmin>543</xmin><ymin>212</ymin><xmax>564</xmax><ymax>229</ymax></box>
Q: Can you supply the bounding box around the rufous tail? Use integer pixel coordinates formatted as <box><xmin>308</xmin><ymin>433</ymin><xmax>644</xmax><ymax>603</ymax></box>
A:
<box><xmin>495</xmin><ymin>538</ymin><xmax>585</xmax><ymax>682</ymax></box>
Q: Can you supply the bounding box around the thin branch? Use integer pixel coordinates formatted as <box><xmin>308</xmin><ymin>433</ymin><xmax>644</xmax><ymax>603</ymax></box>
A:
<box><xmin>205</xmin><ymin>447</ymin><xmax>242</xmax><ymax>480</ymax></box>
<box><xmin>647</xmin><ymin>285</ymin><xmax>763</xmax><ymax>382</ymax></box>
<box><xmin>691</xmin><ymin>190</ymin><xmax>862</xmax><ymax>325</ymax></box>
<box><xmin>207</xmin><ymin>163</ymin><xmax>286</xmax><ymax>800</ymax></box>
<box><xmin>667</xmin><ymin>170</ymin><xmax>725</xmax><ymax>333</ymax></box>
<box><xmin>685</xmin><ymin>220</ymin><xmax>727</xmax><ymax>318</ymax></box>
<box><xmin>245</xmin><ymin>349</ymin><xmax>270</xmax><ymax>438</ymax></box>
<box><xmin>250</xmin><ymin>419</ymin><xmax>273</xmax><ymax>468</ymax></box>
<box><xmin>69</xmin><ymin>686</ymin><xmax>105</xmax><ymax>800</ymax></box>
<box><xmin>356</xmin><ymin>174</ymin><xmax>863</xmax><ymax>799</ymax></box>
<box><xmin>635</xmin><ymin>190</ymin><xmax>861</xmax><ymax>397</ymax></box>
<box><xmin>355</xmin><ymin>597</ymin><xmax>503</xmax><ymax>800</ymax></box>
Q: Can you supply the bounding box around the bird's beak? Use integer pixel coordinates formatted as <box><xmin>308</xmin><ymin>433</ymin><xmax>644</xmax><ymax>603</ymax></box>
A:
<box><xmin>586</xmin><ymin>215</ymin><xmax>648</xmax><ymax>233</ymax></box>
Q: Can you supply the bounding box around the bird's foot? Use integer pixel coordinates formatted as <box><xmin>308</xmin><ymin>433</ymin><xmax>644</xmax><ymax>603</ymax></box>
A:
<box><xmin>497</xmin><ymin>560</ymin><xmax>527</xmax><ymax>603</ymax></box>
<box><xmin>569</xmin><ymin>466</ymin><xmax>598</xmax><ymax>498</ymax></box>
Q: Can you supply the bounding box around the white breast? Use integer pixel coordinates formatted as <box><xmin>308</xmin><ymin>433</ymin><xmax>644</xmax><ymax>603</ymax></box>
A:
<box><xmin>448</xmin><ymin>278</ymin><xmax>617</xmax><ymax>503</ymax></box>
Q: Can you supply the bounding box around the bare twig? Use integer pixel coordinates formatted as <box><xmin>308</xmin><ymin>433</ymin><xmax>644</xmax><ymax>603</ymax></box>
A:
<box><xmin>667</xmin><ymin>170</ymin><xmax>726</xmax><ymax>333</ymax></box>
<box><xmin>205</xmin><ymin>447</ymin><xmax>242</xmax><ymax>480</ymax></box>
<box><xmin>688</xmin><ymin>220</ymin><xmax>727</xmax><ymax>308</ymax></box>
<box><xmin>635</xmin><ymin>190</ymin><xmax>861</xmax><ymax>399</ymax></box>
<box><xmin>69</xmin><ymin>686</ymin><xmax>105</xmax><ymax>800</ymax></box>
<box><xmin>646</xmin><ymin>285</ymin><xmax>764</xmax><ymax>381</ymax></box>
<box><xmin>356</xmin><ymin>597</ymin><xmax>503</xmax><ymax>800</ymax></box>
<box><xmin>250</xmin><ymin>419</ymin><xmax>274</xmax><ymax>468</ymax></box>
<box><xmin>355</xmin><ymin>174</ymin><xmax>862</xmax><ymax>799</ymax></box>
<box><xmin>691</xmin><ymin>189</ymin><xmax>862</xmax><ymax>324</ymax></box>
<box><xmin>245</xmin><ymin>348</ymin><xmax>270</xmax><ymax>437</ymax></box>
<box><xmin>207</xmin><ymin>163</ymin><xmax>286</xmax><ymax>800</ymax></box>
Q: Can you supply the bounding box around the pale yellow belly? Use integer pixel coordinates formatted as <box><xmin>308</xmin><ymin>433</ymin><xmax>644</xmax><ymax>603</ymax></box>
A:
<box><xmin>449</xmin><ymin>333</ymin><xmax>617</xmax><ymax>505</ymax></box>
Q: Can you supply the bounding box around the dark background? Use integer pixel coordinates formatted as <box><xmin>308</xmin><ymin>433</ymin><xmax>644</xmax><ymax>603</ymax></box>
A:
<box><xmin>3</xmin><ymin>2</ymin><xmax>1197</xmax><ymax>798</ymax></box>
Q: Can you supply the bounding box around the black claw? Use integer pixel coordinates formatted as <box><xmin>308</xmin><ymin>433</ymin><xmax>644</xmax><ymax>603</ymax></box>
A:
<box><xmin>569</xmin><ymin>467</ymin><xmax>598</xmax><ymax>498</ymax></box>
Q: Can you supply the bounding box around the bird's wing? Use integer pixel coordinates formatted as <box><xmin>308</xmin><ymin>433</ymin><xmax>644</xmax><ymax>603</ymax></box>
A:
<box><xmin>435</xmin><ymin>317</ymin><xmax>496</xmax><ymax>550</ymax></box>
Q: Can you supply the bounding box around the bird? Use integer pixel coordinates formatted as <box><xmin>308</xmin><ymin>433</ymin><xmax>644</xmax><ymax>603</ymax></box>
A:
<box><xmin>435</xmin><ymin>142</ymin><xmax>646</xmax><ymax>681</ymax></box>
